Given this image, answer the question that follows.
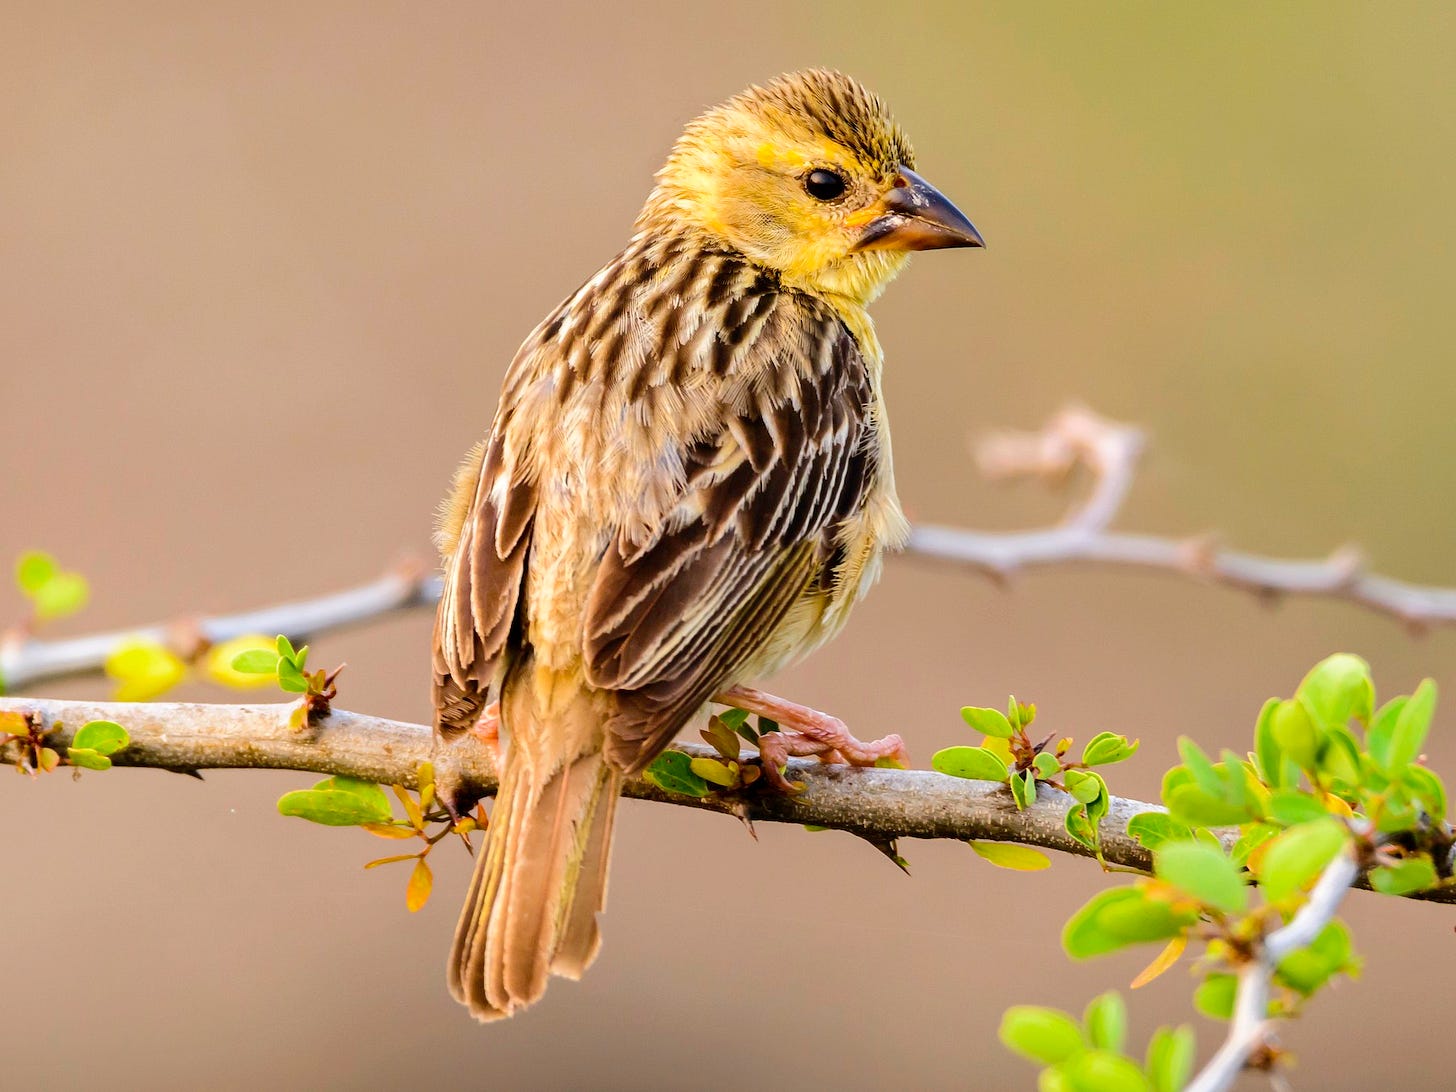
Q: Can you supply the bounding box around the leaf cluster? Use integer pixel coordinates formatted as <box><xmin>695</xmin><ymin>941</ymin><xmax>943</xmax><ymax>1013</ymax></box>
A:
<box><xmin>1001</xmin><ymin>991</ymin><xmax>1193</xmax><ymax>1092</ymax></box>
<box><xmin>232</xmin><ymin>634</ymin><xmax>344</xmax><ymax>728</ymax></box>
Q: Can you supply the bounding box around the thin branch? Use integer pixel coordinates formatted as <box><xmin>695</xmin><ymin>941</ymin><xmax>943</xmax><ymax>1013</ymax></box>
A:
<box><xmin>6</xmin><ymin>408</ymin><xmax>1456</xmax><ymax>697</ymax></box>
<box><xmin>1187</xmin><ymin>850</ymin><xmax>1361</xmax><ymax>1092</ymax></box>
<box><xmin>1</xmin><ymin>697</ymin><xmax>1449</xmax><ymax>908</ymax></box>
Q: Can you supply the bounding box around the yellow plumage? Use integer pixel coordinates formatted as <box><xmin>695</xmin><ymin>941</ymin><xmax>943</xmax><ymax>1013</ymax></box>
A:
<box><xmin>432</xmin><ymin>68</ymin><xmax>982</xmax><ymax>1020</ymax></box>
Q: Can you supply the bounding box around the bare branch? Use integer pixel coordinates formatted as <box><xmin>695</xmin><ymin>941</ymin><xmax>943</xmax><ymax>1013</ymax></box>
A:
<box><xmin>6</xmin><ymin>408</ymin><xmax>1456</xmax><ymax>697</ymax></box>
<box><xmin>1187</xmin><ymin>850</ymin><xmax>1361</xmax><ymax>1092</ymax></box>
<box><xmin>1</xmin><ymin>696</ymin><xmax>1449</xmax><ymax>909</ymax></box>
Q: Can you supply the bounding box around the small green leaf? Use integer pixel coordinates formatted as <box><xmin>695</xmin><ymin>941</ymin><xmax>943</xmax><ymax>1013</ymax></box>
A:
<box><xmin>1367</xmin><ymin>695</ymin><xmax>1407</xmax><ymax>769</ymax></box>
<box><xmin>275</xmin><ymin>634</ymin><xmax>297</xmax><ymax>660</ymax></box>
<box><xmin>1064</xmin><ymin>769</ymin><xmax>1104</xmax><ymax>805</ymax></box>
<box><xmin>231</xmin><ymin>649</ymin><xmax>281</xmax><ymax>675</ymax></box>
<box><xmin>1063</xmin><ymin>887</ymin><xmax>1196</xmax><ymax>959</ymax></box>
<box><xmin>32</xmin><ymin>571</ymin><xmax>90</xmax><ymax>621</ymax></box>
<box><xmin>1296</xmin><ymin>653</ymin><xmax>1374</xmax><ymax>730</ymax></box>
<box><xmin>1193</xmin><ymin>973</ymin><xmax>1237</xmax><ymax>1020</ymax></box>
<box><xmin>970</xmin><ymin>841</ymin><xmax>1051</xmax><ymax>871</ymax></box>
<box><xmin>1277</xmin><ymin>919</ymin><xmax>1357</xmax><ymax>994</ymax></box>
<box><xmin>1145</xmin><ymin>1026</ymin><xmax>1195</xmax><ymax>1092</ymax></box>
<box><xmin>1033</xmin><ymin>751</ymin><xmax>1060</xmax><ymax>778</ymax></box>
<box><xmin>1165</xmin><ymin>784</ymin><xmax>1250</xmax><ymax>827</ymax></box>
<box><xmin>1065</xmin><ymin>804</ymin><xmax>1097</xmax><ymax>849</ymax></box>
<box><xmin>932</xmin><ymin>745</ymin><xmax>1009</xmax><ymax>783</ymax></box>
<box><xmin>1083</xmin><ymin>991</ymin><xmax>1126</xmax><ymax>1053</ymax></box>
<box><xmin>1370</xmin><ymin>856</ymin><xmax>1438</xmax><ymax>896</ymax></box>
<box><xmin>72</xmin><ymin>720</ymin><xmax>129</xmax><ymax>756</ymax></box>
<box><xmin>962</xmin><ymin>706</ymin><xmax>1014</xmax><ymax>739</ymax></box>
<box><xmin>1082</xmin><ymin>732</ymin><xmax>1139</xmax><ymax>767</ymax></box>
<box><xmin>1253</xmin><ymin>697</ymin><xmax>1293</xmax><ymax>789</ymax></box>
<box><xmin>66</xmin><ymin>748</ymin><xmax>111</xmax><ymax>771</ymax></box>
<box><xmin>1176</xmin><ymin>737</ymin><xmax>1221</xmax><ymax>795</ymax></box>
<box><xmin>1402</xmin><ymin>765</ymin><xmax>1447</xmax><ymax>821</ymax></box>
<box><xmin>15</xmin><ymin>550</ymin><xmax>58</xmax><ymax>593</ymax></box>
<box><xmin>277</xmin><ymin>776</ymin><xmax>392</xmax><ymax>826</ymax></box>
<box><xmin>999</xmin><ymin>1006</ymin><xmax>1085</xmax><ymax>1065</ymax></box>
<box><xmin>1127</xmin><ymin>812</ymin><xmax>1194</xmax><ymax>850</ymax></box>
<box><xmin>1011</xmin><ymin>769</ymin><xmax>1037</xmax><ymax>809</ymax></box>
<box><xmin>1154</xmin><ymin>842</ymin><xmax>1247</xmax><ymax>915</ymax></box>
<box><xmin>276</xmin><ymin>659</ymin><xmax>309</xmax><ymax>694</ymax></box>
<box><xmin>642</xmin><ymin>751</ymin><xmax>711</xmax><ymax>798</ymax></box>
<box><xmin>1060</xmin><ymin>1050</ymin><xmax>1152</xmax><ymax>1092</ymax></box>
<box><xmin>1265</xmin><ymin>789</ymin><xmax>1331</xmax><ymax>827</ymax></box>
<box><xmin>1387</xmin><ymin>679</ymin><xmax>1437</xmax><ymax>771</ymax></box>
<box><xmin>1258</xmin><ymin>818</ymin><xmax>1350</xmax><ymax>904</ymax></box>
<box><xmin>1271</xmin><ymin>699</ymin><xmax>1321</xmax><ymax>771</ymax></box>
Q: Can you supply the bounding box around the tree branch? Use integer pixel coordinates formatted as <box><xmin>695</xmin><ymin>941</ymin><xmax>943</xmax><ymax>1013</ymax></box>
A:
<box><xmin>1187</xmin><ymin>850</ymin><xmax>1361</xmax><ymax>1092</ymax></box>
<box><xmin>7</xmin><ymin>408</ymin><xmax>1456</xmax><ymax>697</ymax></box>
<box><xmin>2</xmin><ymin>696</ymin><xmax>1449</xmax><ymax>908</ymax></box>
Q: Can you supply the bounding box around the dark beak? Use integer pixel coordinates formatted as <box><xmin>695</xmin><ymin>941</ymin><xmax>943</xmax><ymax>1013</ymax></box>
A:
<box><xmin>852</xmin><ymin>167</ymin><xmax>984</xmax><ymax>252</ymax></box>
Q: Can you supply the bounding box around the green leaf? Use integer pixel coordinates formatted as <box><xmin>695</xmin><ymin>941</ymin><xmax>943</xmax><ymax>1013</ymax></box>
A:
<box><xmin>1154</xmin><ymin>842</ymin><xmax>1247</xmax><ymax>915</ymax></box>
<box><xmin>999</xmin><ymin>1006</ymin><xmax>1086</xmax><ymax>1065</ymax></box>
<box><xmin>1176</xmin><ymin>737</ymin><xmax>1221</xmax><ymax>795</ymax></box>
<box><xmin>1033</xmin><ymin>751</ymin><xmax>1061</xmax><ymax>778</ymax></box>
<box><xmin>931</xmin><ymin>745</ymin><xmax>1009</xmax><ymax>783</ymax></box>
<box><xmin>1277</xmin><ymin>919</ymin><xmax>1357</xmax><ymax>994</ymax></box>
<box><xmin>32</xmin><ymin>571</ymin><xmax>90</xmax><ymax>621</ymax></box>
<box><xmin>276</xmin><ymin>659</ymin><xmax>309</xmax><ymax>694</ymax></box>
<box><xmin>1367</xmin><ymin>695</ymin><xmax>1407</xmax><ymax>769</ymax></box>
<box><xmin>1229</xmin><ymin>822</ymin><xmax>1279</xmax><ymax>868</ymax></box>
<box><xmin>971</xmin><ymin>841</ymin><xmax>1051</xmax><ymax>871</ymax></box>
<box><xmin>1126</xmin><ymin>812</ymin><xmax>1194</xmax><ymax>851</ymax></box>
<box><xmin>1063</xmin><ymin>887</ymin><xmax>1196</xmax><ymax>959</ymax></box>
<box><xmin>1060</xmin><ymin>1050</ymin><xmax>1153</xmax><ymax>1092</ymax></box>
<box><xmin>1296</xmin><ymin>653</ymin><xmax>1374</xmax><ymax>730</ymax></box>
<box><xmin>642</xmin><ymin>751</ymin><xmax>711</xmax><ymax>798</ymax></box>
<box><xmin>231</xmin><ymin>649</ymin><xmax>281</xmax><ymax>675</ymax></box>
<box><xmin>1011</xmin><ymin>769</ymin><xmax>1037</xmax><ymax>809</ymax></box>
<box><xmin>1270</xmin><ymin>699</ymin><xmax>1321</xmax><ymax>771</ymax></box>
<box><xmin>1082</xmin><ymin>732</ymin><xmax>1139</xmax><ymax>767</ymax></box>
<box><xmin>1265</xmin><ymin>789</ymin><xmax>1331</xmax><ymax>827</ymax></box>
<box><xmin>1065</xmin><ymin>805</ymin><xmax>1097</xmax><ymax>849</ymax></box>
<box><xmin>275</xmin><ymin>634</ymin><xmax>297</xmax><ymax>660</ymax></box>
<box><xmin>1253</xmin><ymin>697</ymin><xmax>1291</xmax><ymax>790</ymax></box>
<box><xmin>66</xmin><ymin>748</ymin><xmax>111</xmax><ymax>771</ymax></box>
<box><xmin>1064</xmin><ymin>769</ymin><xmax>1104</xmax><ymax>805</ymax></box>
<box><xmin>1402</xmin><ymin>765</ymin><xmax>1447</xmax><ymax>821</ymax></box>
<box><xmin>962</xmin><ymin>706</ymin><xmax>1014</xmax><ymax>739</ymax></box>
<box><xmin>1370</xmin><ymin>856</ymin><xmax>1438</xmax><ymax>896</ymax></box>
<box><xmin>15</xmin><ymin>550</ymin><xmax>58</xmax><ymax>593</ymax></box>
<box><xmin>1258</xmin><ymin>818</ymin><xmax>1350</xmax><ymax>904</ymax></box>
<box><xmin>1145</xmin><ymin>1026</ymin><xmax>1195</xmax><ymax>1092</ymax></box>
<box><xmin>1193</xmin><ymin>973</ymin><xmax>1237</xmax><ymax>1020</ymax></box>
<box><xmin>1165</xmin><ymin>784</ymin><xmax>1250</xmax><ymax>827</ymax></box>
<box><xmin>1083</xmin><ymin>991</ymin><xmax>1126</xmax><ymax>1053</ymax></box>
<box><xmin>72</xmin><ymin>720</ymin><xmax>129</xmax><ymax>756</ymax></box>
<box><xmin>277</xmin><ymin>776</ymin><xmax>392</xmax><ymax>826</ymax></box>
<box><xmin>1387</xmin><ymin>679</ymin><xmax>1437</xmax><ymax>771</ymax></box>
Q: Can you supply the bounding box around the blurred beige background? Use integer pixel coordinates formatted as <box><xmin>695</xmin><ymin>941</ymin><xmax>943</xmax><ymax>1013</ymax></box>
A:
<box><xmin>4</xmin><ymin>3</ymin><xmax>1455</xmax><ymax>1089</ymax></box>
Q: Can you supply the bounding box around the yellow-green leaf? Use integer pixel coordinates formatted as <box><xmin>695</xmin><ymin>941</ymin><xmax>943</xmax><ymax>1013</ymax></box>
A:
<box><xmin>970</xmin><ymin>841</ymin><xmax>1051</xmax><ymax>871</ymax></box>
<box><xmin>206</xmin><ymin>635</ymin><xmax>281</xmax><ymax>687</ymax></box>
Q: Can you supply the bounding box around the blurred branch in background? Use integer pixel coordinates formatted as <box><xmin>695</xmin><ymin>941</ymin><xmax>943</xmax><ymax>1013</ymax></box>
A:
<box><xmin>0</xmin><ymin>695</ymin><xmax>1450</xmax><ymax>909</ymax></box>
<box><xmin>7</xmin><ymin>407</ymin><xmax>1456</xmax><ymax>698</ymax></box>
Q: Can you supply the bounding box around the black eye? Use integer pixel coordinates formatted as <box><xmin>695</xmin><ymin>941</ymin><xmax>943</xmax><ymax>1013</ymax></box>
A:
<box><xmin>804</xmin><ymin>168</ymin><xmax>846</xmax><ymax>201</ymax></box>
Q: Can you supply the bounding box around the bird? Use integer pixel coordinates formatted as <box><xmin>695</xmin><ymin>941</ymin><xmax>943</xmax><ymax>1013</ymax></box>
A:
<box><xmin>431</xmin><ymin>68</ymin><xmax>983</xmax><ymax>1021</ymax></box>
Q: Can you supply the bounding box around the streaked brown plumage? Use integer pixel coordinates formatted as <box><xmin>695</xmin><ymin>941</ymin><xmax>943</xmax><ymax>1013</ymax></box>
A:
<box><xmin>432</xmin><ymin>68</ymin><xmax>982</xmax><ymax>1021</ymax></box>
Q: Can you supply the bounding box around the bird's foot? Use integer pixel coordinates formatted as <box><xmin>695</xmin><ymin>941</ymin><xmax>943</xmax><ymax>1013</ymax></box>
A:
<box><xmin>431</xmin><ymin>700</ymin><xmax>503</xmax><ymax>825</ymax></box>
<box><xmin>713</xmin><ymin>684</ymin><xmax>909</xmax><ymax>793</ymax></box>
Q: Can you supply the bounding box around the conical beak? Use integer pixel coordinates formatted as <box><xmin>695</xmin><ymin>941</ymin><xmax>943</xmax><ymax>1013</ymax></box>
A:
<box><xmin>851</xmin><ymin>167</ymin><xmax>984</xmax><ymax>252</ymax></box>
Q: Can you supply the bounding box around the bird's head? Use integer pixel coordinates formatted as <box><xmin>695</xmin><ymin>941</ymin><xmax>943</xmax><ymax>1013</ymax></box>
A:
<box><xmin>638</xmin><ymin>68</ymin><xmax>982</xmax><ymax>304</ymax></box>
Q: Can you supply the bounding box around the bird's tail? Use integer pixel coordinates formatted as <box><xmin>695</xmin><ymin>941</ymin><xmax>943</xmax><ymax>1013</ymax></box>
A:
<box><xmin>448</xmin><ymin>732</ymin><xmax>619</xmax><ymax>1021</ymax></box>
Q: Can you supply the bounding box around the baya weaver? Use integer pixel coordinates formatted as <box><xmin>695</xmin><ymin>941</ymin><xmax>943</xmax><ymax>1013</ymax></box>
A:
<box><xmin>432</xmin><ymin>68</ymin><xmax>982</xmax><ymax>1020</ymax></box>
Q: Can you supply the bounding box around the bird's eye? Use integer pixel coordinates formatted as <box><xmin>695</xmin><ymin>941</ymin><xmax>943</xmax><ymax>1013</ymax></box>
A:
<box><xmin>804</xmin><ymin>168</ymin><xmax>847</xmax><ymax>202</ymax></box>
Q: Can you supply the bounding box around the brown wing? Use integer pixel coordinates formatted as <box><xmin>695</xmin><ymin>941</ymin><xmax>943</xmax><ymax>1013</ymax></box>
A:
<box><xmin>432</xmin><ymin>419</ymin><xmax>537</xmax><ymax>740</ymax></box>
<box><xmin>584</xmin><ymin>292</ymin><xmax>876</xmax><ymax>774</ymax></box>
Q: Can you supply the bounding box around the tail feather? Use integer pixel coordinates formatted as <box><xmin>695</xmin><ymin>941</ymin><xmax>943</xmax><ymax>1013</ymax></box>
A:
<box><xmin>449</xmin><ymin>748</ymin><xmax>617</xmax><ymax>1021</ymax></box>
